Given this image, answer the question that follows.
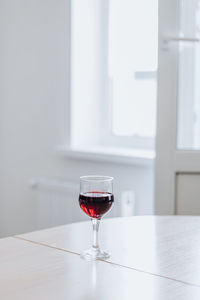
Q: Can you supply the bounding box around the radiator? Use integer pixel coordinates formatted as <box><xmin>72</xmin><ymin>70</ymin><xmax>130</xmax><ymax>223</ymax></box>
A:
<box><xmin>29</xmin><ymin>177</ymin><xmax>120</xmax><ymax>230</ymax></box>
<box><xmin>29</xmin><ymin>177</ymin><xmax>86</xmax><ymax>230</ymax></box>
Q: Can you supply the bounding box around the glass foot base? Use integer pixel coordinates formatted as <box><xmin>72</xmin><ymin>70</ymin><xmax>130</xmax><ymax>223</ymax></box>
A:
<box><xmin>80</xmin><ymin>247</ymin><xmax>110</xmax><ymax>261</ymax></box>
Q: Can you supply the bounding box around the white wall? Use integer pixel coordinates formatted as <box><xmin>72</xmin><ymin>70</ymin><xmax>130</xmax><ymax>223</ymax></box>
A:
<box><xmin>0</xmin><ymin>0</ymin><xmax>154</xmax><ymax>238</ymax></box>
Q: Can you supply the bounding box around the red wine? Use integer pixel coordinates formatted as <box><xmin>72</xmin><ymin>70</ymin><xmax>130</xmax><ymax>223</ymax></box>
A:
<box><xmin>79</xmin><ymin>191</ymin><xmax>114</xmax><ymax>219</ymax></box>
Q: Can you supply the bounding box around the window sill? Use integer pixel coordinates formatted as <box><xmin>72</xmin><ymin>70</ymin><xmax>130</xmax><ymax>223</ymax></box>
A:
<box><xmin>56</xmin><ymin>145</ymin><xmax>155</xmax><ymax>167</ymax></box>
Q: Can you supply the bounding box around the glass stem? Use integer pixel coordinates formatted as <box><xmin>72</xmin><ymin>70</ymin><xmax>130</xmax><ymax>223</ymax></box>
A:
<box><xmin>91</xmin><ymin>218</ymin><xmax>100</xmax><ymax>250</ymax></box>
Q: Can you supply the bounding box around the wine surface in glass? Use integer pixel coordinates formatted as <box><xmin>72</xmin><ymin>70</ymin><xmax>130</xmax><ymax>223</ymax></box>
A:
<box><xmin>79</xmin><ymin>191</ymin><xmax>114</xmax><ymax>219</ymax></box>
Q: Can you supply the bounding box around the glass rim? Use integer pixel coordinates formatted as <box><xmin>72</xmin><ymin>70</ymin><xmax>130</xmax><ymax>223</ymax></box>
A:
<box><xmin>80</xmin><ymin>175</ymin><xmax>113</xmax><ymax>182</ymax></box>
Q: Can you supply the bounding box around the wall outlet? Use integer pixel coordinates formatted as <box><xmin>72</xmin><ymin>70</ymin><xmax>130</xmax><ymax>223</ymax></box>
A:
<box><xmin>121</xmin><ymin>190</ymin><xmax>136</xmax><ymax>217</ymax></box>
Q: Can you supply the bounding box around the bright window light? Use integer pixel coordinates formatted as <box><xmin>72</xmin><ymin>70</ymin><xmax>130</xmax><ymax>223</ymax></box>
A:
<box><xmin>108</xmin><ymin>0</ymin><xmax>158</xmax><ymax>137</ymax></box>
<box><xmin>71</xmin><ymin>0</ymin><xmax>158</xmax><ymax>150</ymax></box>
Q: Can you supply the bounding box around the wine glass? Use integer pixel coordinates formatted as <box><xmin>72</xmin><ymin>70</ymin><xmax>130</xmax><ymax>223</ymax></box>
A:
<box><xmin>79</xmin><ymin>175</ymin><xmax>114</xmax><ymax>260</ymax></box>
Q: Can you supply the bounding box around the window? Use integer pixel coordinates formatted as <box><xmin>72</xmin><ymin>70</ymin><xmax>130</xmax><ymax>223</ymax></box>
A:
<box><xmin>70</xmin><ymin>0</ymin><xmax>158</xmax><ymax>151</ymax></box>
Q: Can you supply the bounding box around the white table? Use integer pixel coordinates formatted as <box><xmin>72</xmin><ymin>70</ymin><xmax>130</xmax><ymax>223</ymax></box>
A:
<box><xmin>1</xmin><ymin>216</ymin><xmax>200</xmax><ymax>299</ymax></box>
